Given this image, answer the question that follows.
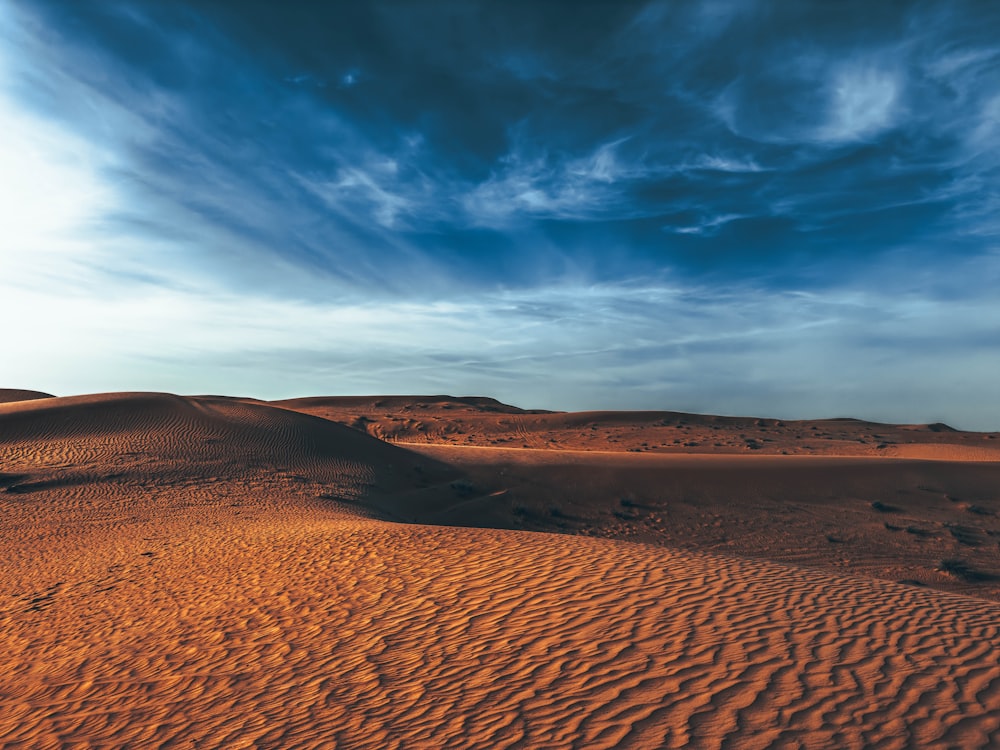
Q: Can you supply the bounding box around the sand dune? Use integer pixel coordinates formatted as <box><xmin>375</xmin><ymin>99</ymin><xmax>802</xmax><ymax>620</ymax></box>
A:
<box><xmin>274</xmin><ymin>395</ymin><xmax>1000</xmax><ymax>459</ymax></box>
<box><xmin>0</xmin><ymin>392</ymin><xmax>457</xmax><ymax>519</ymax></box>
<box><xmin>2</xmin><ymin>392</ymin><xmax>999</xmax><ymax>747</ymax></box>
<box><xmin>0</xmin><ymin>388</ymin><xmax>55</xmax><ymax>404</ymax></box>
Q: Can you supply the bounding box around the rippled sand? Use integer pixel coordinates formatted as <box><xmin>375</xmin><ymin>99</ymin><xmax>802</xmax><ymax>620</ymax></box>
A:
<box><xmin>2</xmin><ymin>393</ymin><xmax>999</xmax><ymax>748</ymax></box>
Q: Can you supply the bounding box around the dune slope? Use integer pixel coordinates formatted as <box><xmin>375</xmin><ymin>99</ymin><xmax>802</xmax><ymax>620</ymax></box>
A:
<box><xmin>0</xmin><ymin>392</ymin><xmax>457</xmax><ymax>522</ymax></box>
<box><xmin>0</xmin><ymin>388</ymin><xmax>55</xmax><ymax>404</ymax></box>
<box><xmin>403</xmin><ymin>445</ymin><xmax>1000</xmax><ymax>600</ymax></box>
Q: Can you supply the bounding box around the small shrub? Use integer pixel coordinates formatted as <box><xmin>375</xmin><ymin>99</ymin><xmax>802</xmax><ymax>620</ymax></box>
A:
<box><xmin>938</xmin><ymin>558</ymin><xmax>998</xmax><ymax>583</ymax></box>
<box><xmin>449</xmin><ymin>479</ymin><xmax>477</xmax><ymax>497</ymax></box>
<box><xmin>871</xmin><ymin>501</ymin><xmax>900</xmax><ymax>513</ymax></box>
<box><xmin>946</xmin><ymin>524</ymin><xmax>981</xmax><ymax>546</ymax></box>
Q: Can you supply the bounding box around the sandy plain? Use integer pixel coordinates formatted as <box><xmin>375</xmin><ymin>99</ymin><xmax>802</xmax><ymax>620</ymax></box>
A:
<box><xmin>1</xmin><ymin>389</ymin><xmax>999</xmax><ymax>748</ymax></box>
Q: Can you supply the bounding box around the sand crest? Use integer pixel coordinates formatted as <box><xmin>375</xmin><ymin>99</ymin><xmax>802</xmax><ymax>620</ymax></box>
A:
<box><xmin>0</xmin><ymin>389</ymin><xmax>55</xmax><ymax>404</ymax></box>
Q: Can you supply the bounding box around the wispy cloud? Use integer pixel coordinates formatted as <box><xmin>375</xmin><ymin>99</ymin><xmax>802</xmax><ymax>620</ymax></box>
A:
<box><xmin>820</xmin><ymin>65</ymin><xmax>901</xmax><ymax>142</ymax></box>
<box><xmin>685</xmin><ymin>155</ymin><xmax>767</xmax><ymax>173</ymax></box>
<box><xmin>462</xmin><ymin>137</ymin><xmax>658</xmax><ymax>226</ymax></box>
<box><xmin>5</xmin><ymin>256</ymin><xmax>999</xmax><ymax>428</ymax></box>
<box><xmin>298</xmin><ymin>162</ymin><xmax>415</xmax><ymax>230</ymax></box>
<box><xmin>665</xmin><ymin>213</ymin><xmax>746</xmax><ymax>236</ymax></box>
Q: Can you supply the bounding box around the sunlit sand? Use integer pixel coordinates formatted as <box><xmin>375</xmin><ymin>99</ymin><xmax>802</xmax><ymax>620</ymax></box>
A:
<box><xmin>2</xmin><ymin>391</ymin><xmax>998</xmax><ymax>747</ymax></box>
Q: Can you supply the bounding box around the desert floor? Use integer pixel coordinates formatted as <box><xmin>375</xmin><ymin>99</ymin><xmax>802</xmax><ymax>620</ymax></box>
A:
<box><xmin>2</xmin><ymin>390</ymin><xmax>999</xmax><ymax>748</ymax></box>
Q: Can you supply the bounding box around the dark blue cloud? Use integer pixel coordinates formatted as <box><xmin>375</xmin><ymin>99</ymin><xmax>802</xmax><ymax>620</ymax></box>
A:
<box><xmin>11</xmin><ymin>0</ymin><xmax>1000</xmax><ymax>293</ymax></box>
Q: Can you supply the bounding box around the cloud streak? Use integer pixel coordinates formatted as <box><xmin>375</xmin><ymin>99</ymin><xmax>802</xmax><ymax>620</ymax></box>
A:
<box><xmin>5</xmin><ymin>256</ymin><xmax>999</xmax><ymax>428</ymax></box>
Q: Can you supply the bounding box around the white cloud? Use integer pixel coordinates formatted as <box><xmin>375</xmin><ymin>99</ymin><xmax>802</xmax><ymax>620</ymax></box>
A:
<box><xmin>5</xmin><ymin>252</ymin><xmax>1000</xmax><ymax>430</ymax></box>
<box><xmin>463</xmin><ymin>138</ymin><xmax>656</xmax><ymax>226</ymax></box>
<box><xmin>0</xmin><ymin>101</ymin><xmax>105</xmax><ymax>271</ymax></box>
<box><xmin>567</xmin><ymin>138</ymin><xmax>633</xmax><ymax>182</ymax></box>
<box><xmin>340</xmin><ymin>69</ymin><xmax>360</xmax><ymax>88</ymax></box>
<box><xmin>712</xmin><ymin>56</ymin><xmax>904</xmax><ymax>146</ymax></box>
<box><xmin>821</xmin><ymin>66</ymin><xmax>901</xmax><ymax>142</ymax></box>
<box><xmin>666</xmin><ymin>213</ymin><xmax>744</xmax><ymax>235</ymax></box>
<box><xmin>923</xmin><ymin>47</ymin><xmax>998</xmax><ymax>87</ymax></box>
<box><xmin>686</xmin><ymin>155</ymin><xmax>766</xmax><ymax>173</ymax></box>
<box><xmin>971</xmin><ymin>93</ymin><xmax>1000</xmax><ymax>151</ymax></box>
<box><xmin>303</xmin><ymin>165</ymin><xmax>415</xmax><ymax>229</ymax></box>
<box><xmin>0</xmin><ymin>8</ymin><xmax>121</xmax><ymax>293</ymax></box>
<box><xmin>463</xmin><ymin>153</ymin><xmax>590</xmax><ymax>224</ymax></box>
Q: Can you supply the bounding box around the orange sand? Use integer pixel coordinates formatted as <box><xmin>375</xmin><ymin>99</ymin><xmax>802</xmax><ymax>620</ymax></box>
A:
<box><xmin>2</xmin><ymin>393</ymin><xmax>999</xmax><ymax>747</ymax></box>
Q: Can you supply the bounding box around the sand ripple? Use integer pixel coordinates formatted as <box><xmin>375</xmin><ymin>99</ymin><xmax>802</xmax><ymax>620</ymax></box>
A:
<box><xmin>2</xmin><ymin>517</ymin><xmax>998</xmax><ymax>749</ymax></box>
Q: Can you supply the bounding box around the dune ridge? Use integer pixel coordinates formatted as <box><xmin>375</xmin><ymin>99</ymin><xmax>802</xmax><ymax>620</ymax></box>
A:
<box><xmin>0</xmin><ymin>388</ymin><xmax>55</xmax><ymax>404</ymax></box>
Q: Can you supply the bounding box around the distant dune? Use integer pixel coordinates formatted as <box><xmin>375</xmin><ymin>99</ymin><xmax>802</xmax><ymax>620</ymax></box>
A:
<box><xmin>2</xmin><ymin>391</ymin><xmax>998</xmax><ymax>747</ymax></box>
<box><xmin>0</xmin><ymin>388</ymin><xmax>55</xmax><ymax>403</ymax></box>
<box><xmin>273</xmin><ymin>395</ymin><xmax>1000</xmax><ymax>460</ymax></box>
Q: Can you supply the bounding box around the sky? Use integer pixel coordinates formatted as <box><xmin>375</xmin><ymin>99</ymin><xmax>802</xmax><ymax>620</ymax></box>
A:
<box><xmin>1</xmin><ymin>0</ymin><xmax>999</xmax><ymax>428</ymax></box>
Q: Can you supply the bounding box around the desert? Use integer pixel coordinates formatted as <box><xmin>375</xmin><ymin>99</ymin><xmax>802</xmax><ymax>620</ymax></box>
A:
<box><xmin>2</xmin><ymin>389</ymin><xmax>998</xmax><ymax>748</ymax></box>
<box><xmin>6</xmin><ymin>1</ymin><xmax>1000</xmax><ymax>747</ymax></box>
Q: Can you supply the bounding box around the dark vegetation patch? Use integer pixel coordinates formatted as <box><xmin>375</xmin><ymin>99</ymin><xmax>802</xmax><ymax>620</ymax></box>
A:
<box><xmin>938</xmin><ymin>558</ymin><xmax>999</xmax><ymax>583</ymax></box>
<box><xmin>945</xmin><ymin>524</ymin><xmax>982</xmax><ymax>546</ymax></box>
<box><xmin>870</xmin><ymin>501</ymin><xmax>900</xmax><ymax>513</ymax></box>
<box><xmin>449</xmin><ymin>479</ymin><xmax>478</xmax><ymax>498</ymax></box>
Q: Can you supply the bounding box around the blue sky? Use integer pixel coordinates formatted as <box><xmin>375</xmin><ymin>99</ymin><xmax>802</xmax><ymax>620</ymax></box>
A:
<box><xmin>2</xmin><ymin>1</ymin><xmax>999</xmax><ymax>428</ymax></box>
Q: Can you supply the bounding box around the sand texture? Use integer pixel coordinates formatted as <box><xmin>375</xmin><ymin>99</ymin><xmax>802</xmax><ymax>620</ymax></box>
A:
<box><xmin>3</xmin><ymin>393</ymin><xmax>1000</xmax><ymax>748</ymax></box>
<box><xmin>402</xmin><ymin>446</ymin><xmax>1000</xmax><ymax>601</ymax></box>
